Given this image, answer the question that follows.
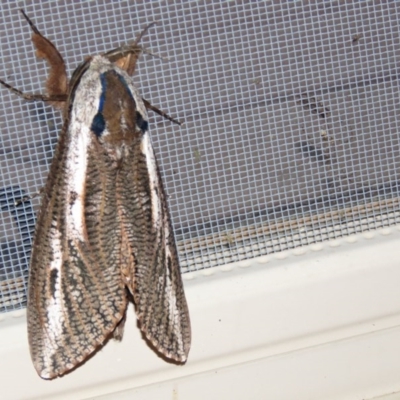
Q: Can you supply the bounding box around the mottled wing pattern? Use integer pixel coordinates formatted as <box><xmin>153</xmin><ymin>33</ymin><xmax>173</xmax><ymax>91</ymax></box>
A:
<box><xmin>118</xmin><ymin>132</ymin><xmax>191</xmax><ymax>362</ymax></box>
<box><xmin>27</xmin><ymin>61</ymin><xmax>128</xmax><ymax>379</ymax></box>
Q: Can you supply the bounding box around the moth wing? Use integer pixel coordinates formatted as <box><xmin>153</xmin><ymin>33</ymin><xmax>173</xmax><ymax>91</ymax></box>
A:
<box><xmin>119</xmin><ymin>132</ymin><xmax>191</xmax><ymax>362</ymax></box>
<box><xmin>27</xmin><ymin>121</ymin><xmax>128</xmax><ymax>379</ymax></box>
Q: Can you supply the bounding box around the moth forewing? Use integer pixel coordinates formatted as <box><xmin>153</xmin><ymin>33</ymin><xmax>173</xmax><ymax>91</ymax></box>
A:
<box><xmin>28</xmin><ymin>58</ymin><xmax>132</xmax><ymax>379</ymax></box>
<box><xmin>132</xmin><ymin>133</ymin><xmax>191</xmax><ymax>361</ymax></box>
<box><xmin>1</xmin><ymin>11</ymin><xmax>190</xmax><ymax>379</ymax></box>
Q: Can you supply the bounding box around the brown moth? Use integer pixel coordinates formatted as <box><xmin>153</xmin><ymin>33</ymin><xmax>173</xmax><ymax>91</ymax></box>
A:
<box><xmin>0</xmin><ymin>10</ymin><xmax>191</xmax><ymax>379</ymax></box>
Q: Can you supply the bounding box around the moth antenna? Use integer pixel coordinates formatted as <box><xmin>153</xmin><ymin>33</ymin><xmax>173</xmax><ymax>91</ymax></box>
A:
<box><xmin>142</xmin><ymin>47</ymin><xmax>169</xmax><ymax>62</ymax></box>
<box><xmin>134</xmin><ymin>22</ymin><xmax>169</xmax><ymax>62</ymax></box>
<box><xmin>134</xmin><ymin>21</ymin><xmax>158</xmax><ymax>45</ymax></box>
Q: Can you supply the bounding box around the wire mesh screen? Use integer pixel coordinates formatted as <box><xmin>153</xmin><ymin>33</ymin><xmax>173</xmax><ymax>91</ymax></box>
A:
<box><xmin>0</xmin><ymin>1</ymin><xmax>399</xmax><ymax>313</ymax></box>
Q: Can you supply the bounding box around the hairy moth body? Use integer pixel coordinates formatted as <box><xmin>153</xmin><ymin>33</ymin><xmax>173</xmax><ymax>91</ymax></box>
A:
<box><xmin>1</xmin><ymin>11</ymin><xmax>191</xmax><ymax>379</ymax></box>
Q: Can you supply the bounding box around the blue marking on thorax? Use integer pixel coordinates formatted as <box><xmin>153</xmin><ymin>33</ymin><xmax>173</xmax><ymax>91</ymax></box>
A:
<box><xmin>136</xmin><ymin>111</ymin><xmax>148</xmax><ymax>132</ymax></box>
<box><xmin>116</xmin><ymin>73</ymin><xmax>148</xmax><ymax>133</ymax></box>
<box><xmin>91</xmin><ymin>73</ymin><xmax>107</xmax><ymax>137</ymax></box>
<box><xmin>115</xmin><ymin>73</ymin><xmax>132</xmax><ymax>97</ymax></box>
<box><xmin>90</xmin><ymin>71</ymin><xmax>148</xmax><ymax>137</ymax></box>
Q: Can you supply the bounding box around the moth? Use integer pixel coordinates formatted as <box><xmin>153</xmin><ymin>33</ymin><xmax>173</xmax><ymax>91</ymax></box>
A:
<box><xmin>0</xmin><ymin>10</ymin><xmax>191</xmax><ymax>379</ymax></box>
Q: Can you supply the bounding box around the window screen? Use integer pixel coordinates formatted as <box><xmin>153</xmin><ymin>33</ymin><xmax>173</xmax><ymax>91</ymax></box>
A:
<box><xmin>1</xmin><ymin>1</ymin><xmax>399</xmax><ymax>312</ymax></box>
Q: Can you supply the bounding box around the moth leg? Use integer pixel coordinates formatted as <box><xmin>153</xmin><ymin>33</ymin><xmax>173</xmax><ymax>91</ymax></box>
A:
<box><xmin>20</xmin><ymin>9</ymin><xmax>68</xmax><ymax>109</ymax></box>
<box><xmin>0</xmin><ymin>79</ymin><xmax>67</xmax><ymax>103</ymax></box>
<box><xmin>14</xmin><ymin>187</ymin><xmax>44</xmax><ymax>207</ymax></box>
<box><xmin>142</xmin><ymin>98</ymin><xmax>182</xmax><ymax>126</ymax></box>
